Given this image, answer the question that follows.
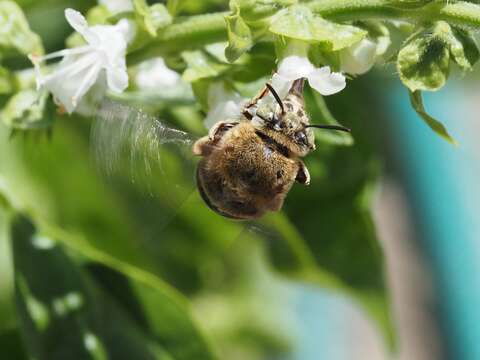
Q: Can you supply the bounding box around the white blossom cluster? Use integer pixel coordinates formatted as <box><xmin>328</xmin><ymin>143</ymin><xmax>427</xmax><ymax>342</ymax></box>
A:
<box><xmin>29</xmin><ymin>6</ymin><xmax>380</xmax><ymax>121</ymax></box>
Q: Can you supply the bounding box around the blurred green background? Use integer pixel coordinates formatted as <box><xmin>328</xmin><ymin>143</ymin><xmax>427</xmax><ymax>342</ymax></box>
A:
<box><xmin>4</xmin><ymin>1</ymin><xmax>480</xmax><ymax>360</ymax></box>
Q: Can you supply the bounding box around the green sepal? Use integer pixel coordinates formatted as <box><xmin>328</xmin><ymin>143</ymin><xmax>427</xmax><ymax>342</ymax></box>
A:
<box><xmin>398</xmin><ymin>21</ymin><xmax>479</xmax><ymax>93</ymax></box>
<box><xmin>309</xmin><ymin>44</ymin><xmax>341</xmax><ymax>71</ymax></box>
<box><xmin>86</xmin><ymin>5</ymin><xmax>111</xmax><ymax>25</ymax></box>
<box><xmin>1</xmin><ymin>89</ymin><xmax>51</xmax><ymax>130</ymax></box>
<box><xmin>446</xmin><ymin>27</ymin><xmax>479</xmax><ymax>71</ymax></box>
<box><xmin>397</xmin><ymin>23</ymin><xmax>450</xmax><ymax>92</ymax></box>
<box><xmin>181</xmin><ymin>51</ymin><xmax>228</xmax><ymax>83</ymax></box>
<box><xmin>269</xmin><ymin>5</ymin><xmax>366</xmax><ymax>51</ymax></box>
<box><xmin>133</xmin><ymin>0</ymin><xmax>172</xmax><ymax>37</ymax></box>
<box><xmin>231</xmin><ymin>0</ymin><xmax>296</xmax><ymax>22</ymax></box>
<box><xmin>149</xmin><ymin>4</ymin><xmax>173</xmax><ymax>31</ymax></box>
<box><xmin>388</xmin><ymin>0</ymin><xmax>435</xmax><ymax>9</ymax></box>
<box><xmin>0</xmin><ymin>66</ymin><xmax>13</xmax><ymax>95</ymax></box>
<box><xmin>0</xmin><ymin>1</ymin><xmax>44</xmax><ymax>56</ymax></box>
<box><xmin>224</xmin><ymin>6</ymin><xmax>253</xmax><ymax>63</ymax></box>
<box><xmin>358</xmin><ymin>21</ymin><xmax>391</xmax><ymax>57</ymax></box>
<box><xmin>409</xmin><ymin>90</ymin><xmax>456</xmax><ymax>145</ymax></box>
<box><xmin>167</xmin><ymin>0</ymin><xmax>180</xmax><ymax>16</ymax></box>
<box><xmin>0</xmin><ymin>204</ymin><xmax>15</xmax><ymax>334</ymax></box>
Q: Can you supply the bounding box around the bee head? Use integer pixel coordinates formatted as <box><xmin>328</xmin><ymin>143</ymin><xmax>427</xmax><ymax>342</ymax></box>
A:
<box><xmin>255</xmin><ymin>79</ymin><xmax>350</xmax><ymax>155</ymax></box>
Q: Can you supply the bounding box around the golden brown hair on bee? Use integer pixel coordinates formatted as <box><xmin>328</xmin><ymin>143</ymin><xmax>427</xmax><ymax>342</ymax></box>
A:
<box><xmin>193</xmin><ymin>78</ymin><xmax>349</xmax><ymax>220</ymax></box>
<box><xmin>194</xmin><ymin>121</ymin><xmax>308</xmax><ymax>219</ymax></box>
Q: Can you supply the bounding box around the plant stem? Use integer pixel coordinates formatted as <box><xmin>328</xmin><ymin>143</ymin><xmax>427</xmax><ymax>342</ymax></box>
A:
<box><xmin>128</xmin><ymin>1</ymin><xmax>480</xmax><ymax>64</ymax></box>
<box><xmin>437</xmin><ymin>2</ymin><xmax>480</xmax><ymax>29</ymax></box>
<box><xmin>129</xmin><ymin>12</ymin><xmax>229</xmax><ymax>64</ymax></box>
<box><xmin>307</xmin><ymin>0</ymin><xmax>480</xmax><ymax>29</ymax></box>
<box><xmin>308</xmin><ymin>0</ymin><xmax>411</xmax><ymax>20</ymax></box>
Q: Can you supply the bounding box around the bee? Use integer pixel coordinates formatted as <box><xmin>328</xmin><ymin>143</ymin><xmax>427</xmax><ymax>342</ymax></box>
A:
<box><xmin>192</xmin><ymin>78</ymin><xmax>350</xmax><ymax>220</ymax></box>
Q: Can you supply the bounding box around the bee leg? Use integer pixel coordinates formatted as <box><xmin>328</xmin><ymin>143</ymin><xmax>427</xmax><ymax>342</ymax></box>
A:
<box><xmin>242</xmin><ymin>85</ymin><xmax>269</xmax><ymax>119</ymax></box>
<box><xmin>249</xmin><ymin>85</ymin><xmax>269</xmax><ymax>105</ymax></box>
<box><xmin>208</xmin><ymin>121</ymin><xmax>239</xmax><ymax>141</ymax></box>
<box><xmin>295</xmin><ymin>160</ymin><xmax>310</xmax><ymax>185</ymax></box>
<box><xmin>195</xmin><ymin>121</ymin><xmax>239</xmax><ymax>156</ymax></box>
<box><xmin>193</xmin><ymin>136</ymin><xmax>212</xmax><ymax>156</ymax></box>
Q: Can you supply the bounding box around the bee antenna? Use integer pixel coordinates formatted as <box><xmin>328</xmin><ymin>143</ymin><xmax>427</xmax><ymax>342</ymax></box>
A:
<box><xmin>265</xmin><ymin>83</ymin><xmax>285</xmax><ymax>114</ymax></box>
<box><xmin>305</xmin><ymin>124</ymin><xmax>351</xmax><ymax>132</ymax></box>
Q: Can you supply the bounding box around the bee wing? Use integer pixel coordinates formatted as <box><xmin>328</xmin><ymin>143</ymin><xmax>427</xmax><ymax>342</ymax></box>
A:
<box><xmin>92</xmin><ymin>99</ymin><xmax>198</xmax><ymax>223</ymax></box>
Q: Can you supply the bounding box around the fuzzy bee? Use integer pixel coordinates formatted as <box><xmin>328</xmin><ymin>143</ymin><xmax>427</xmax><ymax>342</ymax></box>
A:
<box><xmin>193</xmin><ymin>78</ymin><xmax>349</xmax><ymax>220</ymax></box>
<box><xmin>93</xmin><ymin>78</ymin><xmax>349</xmax><ymax>221</ymax></box>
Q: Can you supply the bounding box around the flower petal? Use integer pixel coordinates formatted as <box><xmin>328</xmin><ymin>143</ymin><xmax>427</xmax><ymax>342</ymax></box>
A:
<box><xmin>207</xmin><ymin>83</ymin><xmax>244</xmax><ymax>109</ymax></box>
<box><xmin>277</xmin><ymin>55</ymin><xmax>315</xmax><ymax>81</ymax></box>
<box><xmin>64</xmin><ymin>8</ymin><xmax>99</xmax><ymax>45</ymax></box>
<box><xmin>99</xmin><ymin>0</ymin><xmax>133</xmax><ymax>14</ymax></box>
<box><xmin>204</xmin><ymin>83</ymin><xmax>246</xmax><ymax>129</ymax></box>
<box><xmin>41</xmin><ymin>54</ymin><xmax>98</xmax><ymax>113</ymax></box>
<box><xmin>257</xmin><ymin>73</ymin><xmax>292</xmax><ymax>107</ymax></box>
<box><xmin>75</xmin><ymin>72</ymin><xmax>108</xmax><ymax>117</ymax></box>
<box><xmin>340</xmin><ymin>38</ymin><xmax>377</xmax><ymax>75</ymax></box>
<box><xmin>106</xmin><ymin>67</ymin><xmax>129</xmax><ymax>93</ymax></box>
<box><xmin>270</xmin><ymin>73</ymin><xmax>293</xmax><ymax>99</ymax></box>
<box><xmin>115</xmin><ymin>19</ymin><xmax>135</xmax><ymax>44</ymax></box>
<box><xmin>307</xmin><ymin>66</ymin><xmax>346</xmax><ymax>96</ymax></box>
<box><xmin>204</xmin><ymin>100</ymin><xmax>245</xmax><ymax>129</ymax></box>
<box><xmin>136</xmin><ymin>58</ymin><xmax>180</xmax><ymax>90</ymax></box>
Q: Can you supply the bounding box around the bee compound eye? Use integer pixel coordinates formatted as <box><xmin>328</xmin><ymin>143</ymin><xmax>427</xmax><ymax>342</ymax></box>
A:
<box><xmin>295</xmin><ymin>131</ymin><xmax>307</xmax><ymax>145</ymax></box>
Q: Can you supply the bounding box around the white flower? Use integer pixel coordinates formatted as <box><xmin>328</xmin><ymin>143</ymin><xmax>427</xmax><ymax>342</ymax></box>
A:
<box><xmin>204</xmin><ymin>83</ymin><xmax>247</xmax><ymax>129</ymax></box>
<box><xmin>99</xmin><ymin>0</ymin><xmax>133</xmax><ymax>14</ymax></box>
<box><xmin>135</xmin><ymin>57</ymin><xmax>181</xmax><ymax>90</ymax></box>
<box><xmin>264</xmin><ymin>55</ymin><xmax>346</xmax><ymax>104</ymax></box>
<box><xmin>29</xmin><ymin>8</ymin><xmax>132</xmax><ymax>114</ymax></box>
<box><xmin>340</xmin><ymin>38</ymin><xmax>377</xmax><ymax>75</ymax></box>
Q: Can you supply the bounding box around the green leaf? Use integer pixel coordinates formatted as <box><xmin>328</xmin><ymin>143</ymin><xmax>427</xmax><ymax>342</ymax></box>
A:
<box><xmin>397</xmin><ymin>21</ymin><xmax>478</xmax><ymax>92</ymax></box>
<box><xmin>447</xmin><ymin>27</ymin><xmax>480</xmax><ymax>70</ymax></box>
<box><xmin>388</xmin><ymin>0</ymin><xmax>435</xmax><ymax>9</ymax></box>
<box><xmin>11</xmin><ymin>214</ymin><xmax>174</xmax><ymax>360</ymax></box>
<box><xmin>181</xmin><ymin>50</ymin><xmax>228</xmax><ymax>82</ymax></box>
<box><xmin>0</xmin><ymin>66</ymin><xmax>13</xmax><ymax>94</ymax></box>
<box><xmin>150</xmin><ymin>4</ymin><xmax>173</xmax><ymax>31</ymax></box>
<box><xmin>231</xmin><ymin>43</ymin><xmax>276</xmax><ymax>82</ymax></box>
<box><xmin>409</xmin><ymin>90</ymin><xmax>456</xmax><ymax>144</ymax></box>
<box><xmin>1</xmin><ymin>89</ymin><xmax>51</xmax><ymax>130</ymax></box>
<box><xmin>131</xmin><ymin>280</ymin><xmax>217</xmax><ymax>360</ymax></box>
<box><xmin>191</xmin><ymin>78</ymin><xmax>211</xmax><ymax>111</ymax></box>
<box><xmin>0</xmin><ymin>1</ymin><xmax>43</xmax><ymax>56</ymax></box>
<box><xmin>269</xmin><ymin>5</ymin><xmax>366</xmax><ymax>51</ymax></box>
<box><xmin>0</xmin><ymin>118</ymin><xmax>218</xmax><ymax>358</ymax></box>
<box><xmin>308</xmin><ymin>44</ymin><xmax>341</xmax><ymax>71</ymax></box>
<box><xmin>397</xmin><ymin>23</ymin><xmax>450</xmax><ymax>92</ymax></box>
<box><xmin>167</xmin><ymin>0</ymin><xmax>180</xmax><ymax>16</ymax></box>
<box><xmin>87</xmin><ymin>5</ymin><xmax>111</xmax><ymax>25</ymax></box>
<box><xmin>224</xmin><ymin>6</ymin><xmax>253</xmax><ymax>63</ymax></box>
<box><xmin>133</xmin><ymin>0</ymin><xmax>155</xmax><ymax>36</ymax></box>
<box><xmin>232</xmin><ymin>0</ymin><xmax>296</xmax><ymax>21</ymax></box>
<box><xmin>358</xmin><ymin>20</ymin><xmax>391</xmax><ymax>57</ymax></box>
<box><xmin>133</xmin><ymin>0</ymin><xmax>172</xmax><ymax>36</ymax></box>
<box><xmin>0</xmin><ymin>207</ymin><xmax>15</xmax><ymax>334</ymax></box>
<box><xmin>40</xmin><ymin>220</ymin><xmax>218</xmax><ymax>360</ymax></box>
